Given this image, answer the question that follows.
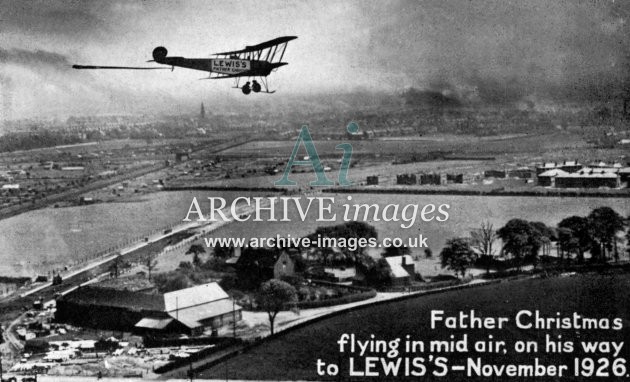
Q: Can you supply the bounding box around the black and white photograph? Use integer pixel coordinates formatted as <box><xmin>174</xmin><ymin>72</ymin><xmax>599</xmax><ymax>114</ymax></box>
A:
<box><xmin>0</xmin><ymin>1</ymin><xmax>629</xmax><ymax>381</ymax></box>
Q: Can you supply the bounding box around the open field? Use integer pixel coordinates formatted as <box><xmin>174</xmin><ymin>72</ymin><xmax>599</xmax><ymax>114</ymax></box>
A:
<box><xmin>218</xmin><ymin>132</ymin><xmax>592</xmax><ymax>158</ymax></box>
<box><xmin>0</xmin><ymin>190</ymin><xmax>253</xmax><ymax>277</ymax></box>
<box><xmin>199</xmin><ymin>272</ymin><xmax>630</xmax><ymax>381</ymax></box>
<box><xmin>181</xmin><ymin>130</ymin><xmax>629</xmax><ymax>192</ymax></box>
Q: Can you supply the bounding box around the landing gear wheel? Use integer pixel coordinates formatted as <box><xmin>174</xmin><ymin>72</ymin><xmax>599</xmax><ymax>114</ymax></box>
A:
<box><xmin>242</xmin><ymin>84</ymin><xmax>251</xmax><ymax>95</ymax></box>
<box><xmin>252</xmin><ymin>80</ymin><xmax>261</xmax><ymax>93</ymax></box>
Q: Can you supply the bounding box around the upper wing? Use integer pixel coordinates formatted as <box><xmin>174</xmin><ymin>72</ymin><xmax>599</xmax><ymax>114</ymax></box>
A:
<box><xmin>214</xmin><ymin>36</ymin><xmax>297</xmax><ymax>55</ymax></box>
<box><xmin>72</xmin><ymin>65</ymin><xmax>170</xmax><ymax>70</ymax></box>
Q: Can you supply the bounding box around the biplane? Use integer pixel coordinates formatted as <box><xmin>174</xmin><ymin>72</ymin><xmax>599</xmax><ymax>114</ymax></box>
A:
<box><xmin>72</xmin><ymin>36</ymin><xmax>297</xmax><ymax>94</ymax></box>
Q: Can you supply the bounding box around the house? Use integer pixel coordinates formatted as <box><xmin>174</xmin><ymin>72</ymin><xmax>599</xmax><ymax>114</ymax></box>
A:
<box><xmin>78</xmin><ymin>196</ymin><xmax>95</xmax><ymax>205</ymax></box>
<box><xmin>161</xmin><ymin>283</ymin><xmax>241</xmax><ymax>334</ymax></box>
<box><xmin>535</xmin><ymin>162</ymin><xmax>558</xmax><ymax>175</ymax></box>
<box><xmin>484</xmin><ymin>170</ymin><xmax>506</xmax><ymax>178</ymax></box>
<box><xmin>587</xmin><ymin>161</ymin><xmax>622</xmax><ymax>169</ymax></box>
<box><xmin>175</xmin><ymin>152</ymin><xmax>190</xmax><ymax>162</ymax></box>
<box><xmin>224</xmin><ymin>246</ymin><xmax>241</xmax><ymax>266</ymax></box>
<box><xmin>555</xmin><ymin>169</ymin><xmax>620</xmax><ymax>189</ymax></box>
<box><xmin>274</xmin><ymin>252</ymin><xmax>295</xmax><ymax>279</ymax></box>
<box><xmin>507</xmin><ymin>168</ymin><xmax>533</xmax><ymax>179</ymax></box>
<box><xmin>0</xmin><ymin>276</ymin><xmax>31</xmax><ymax>298</ymax></box>
<box><xmin>558</xmin><ymin>161</ymin><xmax>582</xmax><ymax>173</ymax></box>
<box><xmin>324</xmin><ymin>267</ymin><xmax>357</xmax><ymax>283</ymax></box>
<box><xmin>134</xmin><ymin>317</ymin><xmax>194</xmax><ymax>336</ymax></box>
<box><xmin>537</xmin><ymin>169</ymin><xmax>568</xmax><ymax>187</ymax></box>
<box><xmin>366</xmin><ymin>176</ymin><xmax>379</xmax><ymax>185</ymax></box>
<box><xmin>1</xmin><ymin>184</ymin><xmax>20</xmax><ymax>191</ymax></box>
<box><xmin>420</xmin><ymin>173</ymin><xmax>442</xmax><ymax>185</ymax></box>
<box><xmin>396</xmin><ymin>174</ymin><xmax>417</xmax><ymax>185</ymax></box>
<box><xmin>384</xmin><ymin>255</ymin><xmax>415</xmax><ymax>286</ymax></box>
<box><xmin>446</xmin><ymin>173</ymin><xmax>463</xmax><ymax>184</ymax></box>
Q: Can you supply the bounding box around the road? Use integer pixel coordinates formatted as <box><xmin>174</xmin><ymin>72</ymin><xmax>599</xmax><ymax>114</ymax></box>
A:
<box><xmin>3</xmin><ymin>312</ymin><xmax>25</xmax><ymax>352</ymax></box>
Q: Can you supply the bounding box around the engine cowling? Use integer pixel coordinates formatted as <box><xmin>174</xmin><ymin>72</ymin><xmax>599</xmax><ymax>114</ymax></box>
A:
<box><xmin>152</xmin><ymin>47</ymin><xmax>168</xmax><ymax>62</ymax></box>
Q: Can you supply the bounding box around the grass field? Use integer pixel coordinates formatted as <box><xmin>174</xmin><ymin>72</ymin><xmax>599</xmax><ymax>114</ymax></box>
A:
<box><xmin>199</xmin><ymin>272</ymin><xmax>630</xmax><ymax>381</ymax></box>
<box><xmin>217</xmin><ymin>132</ymin><xmax>590</xmax><ymax>158</ymax></box>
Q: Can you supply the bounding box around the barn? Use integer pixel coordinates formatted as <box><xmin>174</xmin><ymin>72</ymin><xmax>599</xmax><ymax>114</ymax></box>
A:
<box><xmin>55</xmin><ymin>282</ymin><xmax>241</xmax><ymax>336</ymax></box>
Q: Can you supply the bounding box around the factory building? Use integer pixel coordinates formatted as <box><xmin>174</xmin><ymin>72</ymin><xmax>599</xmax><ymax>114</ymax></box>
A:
<box><xmin>554</xmin><ymin>169</ymin><xmax>620</xmax><ymax>189</ymax></box>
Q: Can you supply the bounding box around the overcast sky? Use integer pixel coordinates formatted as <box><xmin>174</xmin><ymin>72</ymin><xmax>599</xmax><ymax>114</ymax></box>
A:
<box><xmin>0</xmin><ymin>0</ymin><xmax>628</xmax><ymax>119</ymax></box>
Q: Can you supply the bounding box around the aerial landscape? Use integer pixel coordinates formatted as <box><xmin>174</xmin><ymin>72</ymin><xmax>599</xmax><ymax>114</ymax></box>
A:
<box><xmin>0</xmin><ymin>0</ymin><xmax>629</xmax><ymax>381</ymax></box>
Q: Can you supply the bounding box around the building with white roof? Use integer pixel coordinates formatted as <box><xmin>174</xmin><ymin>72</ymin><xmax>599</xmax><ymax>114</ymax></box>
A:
<box><xmin>537</xmin><ymin>169</ymin><xmax>569</xmax><ymax>187</ymax></box>
<box><xmin>56</xmin><ymin>282</ymin><xmax>241</xmax><ymax>337</ymax></box>
<box><xmin>384</xmin><ymin>255</ymin><xmax>415</xmax><ymax>286</ymax></box>
<box><xmin>555</xmin><ymin>169</ymin><xmax>620</xmax><ymax>189</ymax></box>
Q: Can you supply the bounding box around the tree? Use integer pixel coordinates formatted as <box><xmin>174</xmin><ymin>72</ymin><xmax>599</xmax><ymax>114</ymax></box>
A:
<box><xmin>213</xmin><ymin>244</ymin><xmax>234</xmax><ymax>259</ymax></box>
<box><xmin>257</xmin><ymin>279</ymin><xmax>297</xmax><ymax>335</ymax></box>
<box><xmin>497</xmin><ymin>219</ymin><xmax>537</xmax><ymax>271</ymax></box>
<box><xmin>186</xmin><ymin>244</ymin><xmax>206</xmax><ymax>257</ymax></box>
<box><xmin>529</xmin><ymin>222</ymin><xmax>554</xmax><ymax>268</ymax></box>
<box><xmin>192</xmin><ymin>253</ymin><xmax>202</xmax><ymax>269</ymax></box>
<box><xmin>311</xmin><ymin>221</ymin><xmax>378</xmax><ymax>263</ymax></box>
<box><xmin>558</xmin><ymin>216</ymin><xmax>592</xmax><ymax>262</ymax></box>
<box><xmin>470</xmin><ymin>221</ymin><xmax>497</xmax><ymax>273</ymax></box>
<box><xmin>153</xmin><ymin>273</ymin><xmax>190</xmax><ymax>293</ymax></box>
<box><xmin>588</xmin><ymin>207</ymin><xmax>625</xmax><ymax>262</ymax></box>
<box><xmin>235</xmin><ymin>247</ymin><xmax>279</xmax><ymax>289</ymax></box>
<box><xmin>144</xmin><ymin>253</ymin><xmax>158</xmax><ymax>280</ymax></box>
<box><xmin>440</xmin><ymin>238</ymin><xmax>476</xmax><ymax>278</ymax></box>
<box><xmin>52</xmin><ymin>273</ymin><xmax>63</xmax><ymax>286</ymax></box>
<box><xmin>381</xmin><ymin>245</ymin><xmax>411</xmax><ymax>258</ymax></box>
<box><xmin>318</xmin><ymin>246</ymin><xmax>336</xmax><ymax>266</ymax></box>
<box><xmin>361</xmin><ymin>258</ymin><xmax>392</xmax><ymax>287</ymax></box>
<box><xmin>108</xmin><ymin>253</ymin><xmax>127</xmax><ymax>278</ymax></box>
<box><xmin>185</xmin><ymin>244</ymin><xmax>205</xmax><ymax>268</ymax></box>
<box><xmin>109</xmin><ymin>253</ymin><xmax>122</xmax><ymax>278</ymax></box>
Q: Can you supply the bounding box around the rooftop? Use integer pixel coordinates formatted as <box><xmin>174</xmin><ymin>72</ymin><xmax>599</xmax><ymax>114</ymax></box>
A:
<box><xmin>163</xmin><ymin>282</ymin><xmax>229</xmax><ymax>313</ymax></box>
<box><xmin>60</xmin><ymin>286</ymin><xmax>164</xmax><ymax>312</ymax></box>
<box><xmin>384</xmin><ymin>255</ymin><xmax>414</xmax><ymax>279</ymax></box>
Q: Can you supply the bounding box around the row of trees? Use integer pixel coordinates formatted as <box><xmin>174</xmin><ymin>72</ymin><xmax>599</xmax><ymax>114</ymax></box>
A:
<box><xmin>440</xmin><ymin>207</ymin><xmax>628</xmax><ymax>278</ymax></box>
<box><xmin>558</xmin><ymin>207</ymin><xmax>626</xmax><ymax>262</ymax></box>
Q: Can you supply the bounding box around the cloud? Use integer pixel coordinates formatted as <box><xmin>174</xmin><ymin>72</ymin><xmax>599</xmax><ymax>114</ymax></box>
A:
<box><xmin>0</xmin><ymin>47</ymin><xmax>73</xmax><ymax>71</ymax></box>
<box><xmin>363</xmin><ymin>0</ymin><xmax>630</xmax><ymax>103</ymax></box>
<box><xmin>0</xmin><ymin>1</ymin><xmax>112</xmax><ymax>40</ymax></box>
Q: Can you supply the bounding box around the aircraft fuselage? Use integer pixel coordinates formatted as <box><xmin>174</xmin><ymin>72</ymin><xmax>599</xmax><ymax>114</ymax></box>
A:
<box><xmin>156</xmin><ymin>56</ymin><xmax>279</xmax><ymax>76</ymax></box>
